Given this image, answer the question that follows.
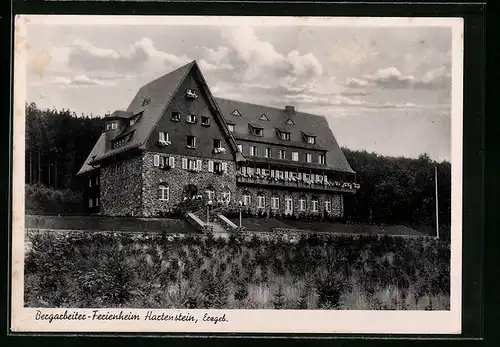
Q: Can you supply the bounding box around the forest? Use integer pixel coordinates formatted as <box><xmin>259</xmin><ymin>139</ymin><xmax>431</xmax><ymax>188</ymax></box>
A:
<box><xmin>24</xmin><ymin>103</ymin><xmax>451</xmax><ymax>235</ymax></box>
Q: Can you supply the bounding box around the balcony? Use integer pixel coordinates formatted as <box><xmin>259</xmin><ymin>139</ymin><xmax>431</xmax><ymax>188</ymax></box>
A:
<box><xmin>236</xmin><ymin>173</ymin><xmax>360</xmax><ymax>194</ymax></box>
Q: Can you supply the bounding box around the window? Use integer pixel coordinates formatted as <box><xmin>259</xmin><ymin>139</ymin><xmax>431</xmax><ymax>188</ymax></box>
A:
<box><xmin>159</xmin><ymin>132</ymin><xmax>169</xmax><ymax>142</ymax></box>
<box><xmin>221</xmin><ymin>189</ymin><xmax>231</xmax><ymax>203</ymax></box>
<box><xmin>201</xmin><ymin>116</ymin><xmax>211</xmax><ymax>126</ymax></box>
<box><xmin>260</xmin><ymin>114</ymin><xmax>270</xmax><ymax>121</ymax></box>
<box><xmin>318</xmin><ymin>154</ymin><xmax>326</xmax><ymax>165</ymax></box>
<box><xmin>278</xmin><ymin>131</ymin><xmax>290</xmax><ymax>140</ymax></box>
<box><xmin>227</xmin><ymin>124</ymin><xmax>235</xmax><ymax>132</ymax></box>
<box><xmin>250</xmin><ymin>146</ymin><xmax>257</xmax><ymax>156</ymax></box>
<box><xmin>213</xmin><ymin>139</ymin><xmax>222</xmax><ymax>150</ymax></box>
<box><xmin>206</xmin><ymin>188</ymin><xmax>215</xmax><ymax>202</ymax></box>
<box><xmin>265</xmin><ymin>148</ymin><xmax>271</xmax><ymax>158</ymax></box>
<box><xmin>307</xmin><ymin>136</ymin><xmax>316</xmax><ymax>144</ymax></box>
<box><xmin>141</xmin><ymin>97</ymin><xmax>151</xmax><ymax>106</ymax></box>
<box><xmin>278</xmin><ymin>149</ymin><xmax>286</xmax><ymax>159</ymax></box>
<box><xmin>168</xmin><ymin>157</ymin><xmax>175</xmax><ymax>168</ymax></box>
<box><xmin>208</xmin><ymin>160</ymin><xmax>214</xmax><ymax>172</ymax></box>
<box><xmin>250</xmin><ymin>126</ymin><xmax>263</xmax><ymax>136</ymax></box>
<box><xmin>237</xmin><ymin>144</ymin><xmax>243</xmax><ymax>152</ymax></box>
<box><xmin>306</xmin><ymin>153</ymin><xmax>312</xmax><ymax>163</ymax></box>
<box><xmin>88</xmin><ymin>177</ymin><xmax>92</xmax><ymax>187</ymax></box>
<box><xmin>271</xmin><ymin>196</ymin><xmax>280</xmax><ymax>210</ymax></box>
<box><xmin>242</xmin><ymin>191</ymin><xmax>251</xmax><ymax>206</ymax></box>
<box><xmin>292</xmin><ymin>152</ymin><xmax>299</xmax><ymax>161</ymax></box>
<box><xmin>182</xmin><ymin>157</ymin><xmax>188</xmax><ymax>169</ymax></box>
<box><xmin>286</xmin><ymin>118</ymin><xmax>295</xmax><ymax>125</ymax></box>
<box><xmin>257</xmin><ymin>194</ymin><xmax>266</xmax><ymax>208</ymax></box>
<box><xmin>187</xmin><ymin>114</ymin><xmax>197</xmax><ymax>123</ymax></box>
<box><xmin>171</xmin><ymin>112</ymin><xmax>181</xmax><ymax>121</ymax></box>
<box><xmin>187</xmin><ymin>136</ymin><xmax>196</xmax><ymax>148</ymax></box>
<box><xmin>106</xmin><ymin>122</ymin><xmax>118</xmax><ymax>131</ymax></box>
<box><xmin>231</xmin><ymin>109</ymin><xmax>242</xmax><ymax>117</ymax></box>
<box><xmin>311</xmin><ymin>199</ymin><xmax>319</xmax><ymax>212</ymax></box>
<box><xmin>186</xmin><ymin>89</ymin><xmax>197</xmax><ymax>99</ymax></box>
<box><xmin>325</xmin><ymin>200</ymin><xmax>332</xmax><ymax>212</ymax></box>
<box><xmin>95</xmin><ymin>197</ymin><xmax>99</xmax><ymax>207</ymax></box>
<box><xmin>158</xmin><ymin>184</ymin><xmax>169</xmax><ymax>201</ymax></box>
<box><xmin>299</xmin><ymin>198</ymin><xmax>306</xmax><ymax>211</ymax></box>
<box><xmin>88</xmin><ymin>198</ymin><xmax>93</xmax><ymax>208</ymax></box>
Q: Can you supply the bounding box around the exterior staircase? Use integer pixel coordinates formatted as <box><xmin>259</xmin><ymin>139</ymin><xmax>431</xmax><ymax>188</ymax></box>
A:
<box><xmin>186</xmin><ymin>204</ymin><xmax>235</xmax><ymax>237</ymax></box>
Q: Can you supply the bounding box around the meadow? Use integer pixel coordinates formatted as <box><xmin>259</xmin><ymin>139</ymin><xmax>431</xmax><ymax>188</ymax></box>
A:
<box><xmin>24</xmin><ymin>231</ymin><xmax>450</xmax><ymax>310</ymax></box>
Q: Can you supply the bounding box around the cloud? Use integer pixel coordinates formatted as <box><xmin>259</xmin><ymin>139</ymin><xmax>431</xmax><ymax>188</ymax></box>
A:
<box><xmin>223</xmin><ymin>27</ymin><xmax>323</xmax><ymax>82</ymax></box>
<box><xmin>67</xmin><ymin>37</ymin><xmax>191</xmax><ymax>76</ymax></box>
<box><xmin>345</xmin><ymin>65</ymin><xmax>451</xmax><ymax>90</ymax></box>
<box><xmin>50</xmin><ymin>74</ymin><xmax>115</xmax><ymax>87</ymax></box>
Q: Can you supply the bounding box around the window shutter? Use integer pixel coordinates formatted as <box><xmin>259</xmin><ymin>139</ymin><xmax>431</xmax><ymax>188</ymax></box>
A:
<box><xmin>197</xmin><ymin>160</ymin><xmax>202</xmax><ymax>171</ymax></box>
<box><xmin>157</xmin><ymin>186</ymin><xmax>162</xmax><ymax>199</ymax></box>
<box><xmin>153</xmin><ymin>154</ymin><xmax>160</xmax><ymax>167</ymax></box>
<box><xmin>169</xmin><ymin>157</ymin><xmax>175</xmax><ymax>168</ymax></box>
<box><xmin>222</xmin><ymin>162</ymin><xmax>228</xmax><ymax>173</ymax></box>
<box><xmin>165</xmin><ymin>132</ymin><xmax>169</xmax><ymax>142</ymax></box>
<box><xmin>182</xmin><ymin>158</ymin><xmax>188</xmax><ymax>169</ymax></box>
<box><xmin>208</xmin><ymin>161</ymin><xmax>214</xmax><ymax>172</ymax></box>
<box><xmin>285</xmin><ymin>171</ymin><xmax>289</xmax><ymax>179</ymax></box>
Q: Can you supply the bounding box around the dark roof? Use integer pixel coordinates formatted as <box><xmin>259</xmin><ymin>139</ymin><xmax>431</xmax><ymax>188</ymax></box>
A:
<box><xmin>77</xmin><ymin>61</ymin><xmax>354</xmax><ymax>175</ymax></box>
<box><xmin>106</xmin><ymin>110</ymin><xmax>134</xmax><ymax>119</ymax></box>
<box><xmin>215</xmin><ymin>97</ymin><xmax>354</xmax><ymax>173</ymax></box>
<box><xmin>77</xmin><ymin>133</ymin><xmax>106</xmax><ymax>175</ymax></box>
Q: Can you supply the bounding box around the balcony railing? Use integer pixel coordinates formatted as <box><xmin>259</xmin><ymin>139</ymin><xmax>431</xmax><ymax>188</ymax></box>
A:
<box><xmin>236</xmin><ymin>173</ymin><xmax>360</xmax><ymax>193</ymax></box>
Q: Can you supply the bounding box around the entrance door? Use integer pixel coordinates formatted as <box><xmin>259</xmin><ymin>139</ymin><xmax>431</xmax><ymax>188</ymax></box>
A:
<box><xmin>285</xmin><ymin>196</ymin><xmax>293</xmax><ymax>215</ymax></box>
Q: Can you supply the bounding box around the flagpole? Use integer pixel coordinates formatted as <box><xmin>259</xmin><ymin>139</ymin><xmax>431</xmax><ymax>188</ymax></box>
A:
<box><xmin>435</xmin><ymin>166</ymin><xmax>439</xmax><ymax>239</ymax></box>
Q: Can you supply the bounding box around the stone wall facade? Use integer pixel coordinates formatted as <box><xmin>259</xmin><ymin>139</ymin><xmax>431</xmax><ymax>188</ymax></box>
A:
<box><xmin>99</xmin><ymin>155</ymin><xmax>144</xmax><ymax>217</ymax></box>
<box><xmin>98</xmin><ymin>150</ymin><xmax>346</xmax><ymax>218</ymax></box>
<box><xmin>142</xmin><ymin>151</ymin><xmax>237</xmax><ymax>217</ymax></box>
<box><xmin>232</xmin><ymin>186</ymin><xmax>344</xmax><ymax>218</ymax></box>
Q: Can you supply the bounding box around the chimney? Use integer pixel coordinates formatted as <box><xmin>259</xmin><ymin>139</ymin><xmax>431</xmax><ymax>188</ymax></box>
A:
<box><xmin>285</xmin><ymin>105</ymin><xmax>295</xmax><ymax>116</ymax></box>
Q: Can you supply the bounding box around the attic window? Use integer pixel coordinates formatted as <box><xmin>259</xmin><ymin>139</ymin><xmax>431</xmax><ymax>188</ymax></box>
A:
<box><xmin>227</xmin><ymin>123</ymin><xmax>235</xmax><ymax>132</ymax></box>
<box><xmin>302</xmin><ymin>132</ymin><xmax>317</xmax><ymax>144</ymax></box>
<box><xmin>187</xmin><ymin>135</ymin><xmax>196</xmax><ymax>148</ymax></box>
<box><xmin>259</xmin><ymin>114</ymin><xmax>270</xmax><ymax>121</ymax></box>
<box><xmin>231</xmin><ymin>109</ymin><xmax>242</xmax><ymax>117</ymax></box>
<box><xmin>112</xmin><ymin>132</ymin><xmax>133</xmax><ymax>149</ymax></box>
<box><xmin>277</xmin><ymin>129</ymin><xmax>290</xmax><ymax>141</ymax></box>
<box><xmin>249</xmin><ymin>124</ymin><xmax>264</xmax><ymax>137</ymax></box>
<box><xmin>285</xmin><ymin>118</ymin><xmax>295</xmax><ymax>125</ymax></box>
<box><xmin>186</xmin><ymin>89</ymin><xmax>198</xmax><ymax>99</ymax></box>
<box><xmin>201</xmin><ymin>116</ymin><xmax>211</xmax><ymax>126</ymax></box>
<box><xmin>187</xmin><ymin>114</ymin><xmax>197</xmax><ymax>124</ymax></box>
<box><xmin>142</xmin><ymin>97</ymin><xmax>151</xmax><ymax>107</ymax></box>
<box><xmin>106</xmin><ymin>122</ymin><xmax>118</xmax><ymax>131</ymax></box>
<box><xmin>171</xmin><ymin>112</ymin><xmax>181</xmax><ymax>122</ymax></box>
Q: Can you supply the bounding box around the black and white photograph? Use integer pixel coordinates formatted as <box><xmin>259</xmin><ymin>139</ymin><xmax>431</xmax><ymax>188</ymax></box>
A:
<box><xmin>12</xmin><ymin>15</ymin><xmax>463</xmax><ymax>334</ymax></box>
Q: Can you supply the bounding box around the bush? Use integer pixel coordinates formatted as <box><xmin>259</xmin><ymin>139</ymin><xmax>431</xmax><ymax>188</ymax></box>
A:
<box><xmin>25</xmin><ymin>184</ymin><xmax>83</xmax><ymax>215</ymax></box>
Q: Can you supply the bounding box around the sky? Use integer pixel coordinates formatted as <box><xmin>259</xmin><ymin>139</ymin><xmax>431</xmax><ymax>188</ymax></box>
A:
<box><xmin>24</xmin><ymin>18</ymin><xmax>455</xmax><ymax>162</ymax></box>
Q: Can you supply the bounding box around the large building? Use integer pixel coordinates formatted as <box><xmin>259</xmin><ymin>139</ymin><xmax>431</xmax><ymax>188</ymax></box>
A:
<box><xmin>77</xmin><ymin>61</ymin><xmax>359</xmax><ymax>218</ymax></box>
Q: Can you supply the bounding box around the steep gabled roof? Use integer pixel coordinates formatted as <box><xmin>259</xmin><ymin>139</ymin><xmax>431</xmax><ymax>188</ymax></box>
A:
<box><xmin>215</xmin><ymin>97</ymin><xmax>354</xmax><ymax>173</ymax></box>
<box><xmin>77</xmin><ymin>133</ymin><xmax>106</xmax><ymax>175</ymax></box>
<box><xmin>77</xmin><ymin>61</ymin><xmax>243</xmax><ymax>175</ymax></box>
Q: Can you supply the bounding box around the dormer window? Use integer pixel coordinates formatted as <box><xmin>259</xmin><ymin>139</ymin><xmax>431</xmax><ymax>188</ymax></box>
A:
<box><xmin>277</xmin><ymin>129</ymin><xmax>290</xmax><ymax>141</ymax></box>
<box><xmin>285</xmin><ymin>118</ymin><xmax>295</xmax><ymax>125</ymax></box>
<box><xmin>227</xmin><ymin>123</ymin><xmax>235</xmax><ymax>132</ymax></box>
<box><xmin>186</xmin><ymin>89</ymin><xmax>198</xmax><ymax>99</ymax></box>
<box><xmin>187</xmin><ymin>114</ymin><xmax>197</xmax><ymax>124</ymax></box>
<box><xmin>259</xmin><ymin>114</ymin><xmax>270</xmax><ymax>121</ymax></box>
<box><xmin>231</xmin><ymin>109</ymin><xmax>242</xmax><ymax>117</ymax></box>
<box><xmin>249</xmin><ymin>124</ymin><xmax>264</xmax><ymax>137</ymax></box>
<box><xmin>141</xmin><ymin>97</ymin><xmax>151</xmax><ymax>106</ymax></box>
<box><xmin>106</xmin><ymin>122</ymin><xmax>118</xmax><ymax>131</ymax></box>
<box><xmin>307</xmin><ymin>136</ymin><xmax>316</xmax><ymax>144</ymax></box>
<box><xmin>171</xmin><ymin>112</ymin><xmax>181</xmax><ymax>122</ymax></box>
<box><xmin>318</xmin><ymin>154</ymin><xmax>326</xmax><ymax>165</ymax></box>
